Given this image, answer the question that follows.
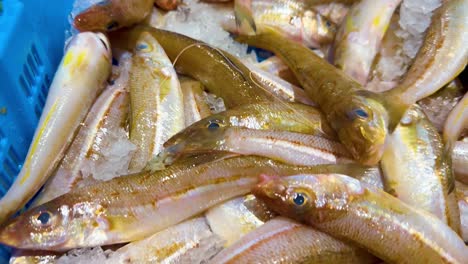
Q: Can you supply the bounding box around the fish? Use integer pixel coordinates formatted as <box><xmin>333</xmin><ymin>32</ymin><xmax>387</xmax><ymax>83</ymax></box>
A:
<box><xmin>313</xmin><ymin>3</ymin><xmax>350</xmax><ymax>25</ymax></box>
<box><xmin>255</xmin><ymin>56</ymin><xmax>300</xmax><ymax>86</ymax></box>
<box><xmin>418</xmin><ymin>80</ymin><xmax>466</xmax><ymax>132</ymax></box>
<box><xmin>180</xmin><ymin>77</ymin><xmax>212</xmax><ymax>127</ymax></box>
<box><xmin>9</xmin><ymin>250</ymin><xmax>58</xmax><ymax>264</ymax></box>
<box><xmin>455</xmin><ymin>181</ymin><xmax>468</xmax><ymax>243</ymax></box>
<box><xmin>331</xmin><ymin>0</ymin><xmax>402</xmax><ymax>85</ymax></box>
<box><xmin>108</xmin><ymin>217</ymin><xmax>224</xmax><ymax>263</ymax></box>
<box><xmin>209</xmin><ymin>217</ymin><xmax>377</xmax><ymax>264</ymax></box>
<box><xmin>31</xmin><ymin>56</ymin><xmax>132</xmax><ymax>206</ymax></box>
<box><xmin>154</xmin><ymin>0</ymin><xmax>180</xmax><ymax>11</ymax></box>
<box><xmin>163</xmin><ymin>102</ymin><xmax>338</xmax><ymax>152</ymax></box>
<box><xmin>253</xmin><ymin>173</ymin><xmax>468</xmax><ymax>263</ymax></box>
<box><xmin>380</xmin><ymin>105</ymin><xmax>461</xmax><ymax>233</ymax></box>
<box><xmin>205</xmin><ymin>195</ymin><xmax>275</xmax><ymax>247</ymax></box>
<box><xmin>384</xmin><ymin>0</ymin><xmax>468</xmax><ymax>112</ymax></box>
<box><xmin>110</xmin><ymin>26</ymin><xmax>273</xmax><ymax>108</ymax></box>
<box><xmin>118</xmin><ymin>30</ymin><xmax>185</xmax><ymax>171</ymax></box>
<box><xmin>453</xmin><ymin>141</ymin><xmax>468</xmax><ymax>184</ymax></box>
<box><xmin>0</xmin><ymin>156</ymin><xmax>332</xmax><ymax>250</ymax></box>
<box><xmin>444</xmin><ymin>91</ymin><xmax>468</xmax><ymax>147</ymax></box>
<box><xmin>234</xmin><ymin>27</ymin><xmax>390</xmax><ymax>165</ymax></box>
<box><xmin>73</xmin><ymin>0</ymin><xmax>154</xmax><ymax>32</ymax></box>
<box><xmin>0</xmin><ymin>32</ymin><xmax>112</xmax><ymax>224</ymax></box>
<box><xmin>234</xmin><ymin>0</ymin><xmax>256</xmax><ymax>35</ymax></box>
<box><xmin>161</xmin><ymin>127</ymin><xmax>353</xmax><ymax>167</ymax></box>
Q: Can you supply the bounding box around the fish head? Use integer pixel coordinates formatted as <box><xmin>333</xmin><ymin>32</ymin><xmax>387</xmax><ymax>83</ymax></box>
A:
<box><xmin>303</xmin><ymin>11</ymin><xmax>337</xmax><ymax>46</ymax></box>
<box><xmin>330</xmin><ymin>91</ymin><xmax>389</xmax><ymax>165</ymax></box>
<box><xmin>64</xmin><ymin>32</ymin><xmax>112</xmax><ymax>72</ymax></box>
<box><xmin>0</xmin><ymin>198</ymin><xmax>112</xmax><ymax>250</ymax></box>
<box><xmin>73</xmin><ymin>1</ymin><xmax>120</xmax><ymax>32</ymax></box>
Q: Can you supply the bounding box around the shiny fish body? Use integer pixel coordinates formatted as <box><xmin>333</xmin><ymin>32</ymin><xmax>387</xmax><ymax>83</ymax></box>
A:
<box><xmin>164</xmin><ymin>102</ymin><xmax>337</xmax><ymax>150</ymax></box>
<box><xmin>235</xmin><ymin>28</ymin><xmax>390</xmax><ymax>165</ymax></box>
<box><xmin>444</xmin><ymin>91</ymin><xmax>468</xmax><ymax>146</ymax></box>
<box><xmin>154</xmin><ymin>0</ymin><xmax>180</xmax><ymax>11</ymax></box>
<box><xmin>453</xmin><ymin>141</ymin><xmax>468</xmax><ymax>184</ymax></box>
<box><xmin>33</xmin><ymin>71</ymin><xmax>130</xmax><ymax>206</ymax></box>
<box><xmin>0</xmin><ymin>33</ymin><xmax>111</xmax><ymax>224</ymax></box>
<box><xmin>0</xmin><ymin>156</ymin><xmax>326</xmax><ymax>250</ymax></box>
<box><xmin>419</xmin><ymin>80</ymin><xmax>465</xmax><ymax>132</ymax></box>
<box><xmin>332</xmin><ymin>0</ymin><xmax>402</xmax><ymax>85</ymax></box>
<box><xmin>125</xmin><ymin>31</ymin><xmax>184</xmax><ymax>171</ymax></box>
<box><xmin>180</xmin><ymin>78</ymin><xmax>212</xmax><ymax>127</ymax></box>
<box><xmin>205</xmin><ymin>195</ymin><xmax>275</xmax><ymax>247</ymax></box>
<box><xmin>251</xmin><ymin>0</ymin><xmax>337</xmax><ymax>48</ymax></box>
<box><xmin>455</xmin><ymin>181</ymin><xmax>468</xmax><ymax>242</ymax></box>
<box><xmin>162</xmin><ymin>127</ymin><xmax>352</xmax><ymax>167</ymax></box>
<box><xmin>111</xmin><ymin>26</ymin><xmax>273</xmax><ymax>108</ymax></box>
<box><xmin>9</xmin><ymin>250</ymin><xmax>57</xmax><ymax>264</ymax></box>
<box><xmin>73</xmin><ymin>0</ymin><xmax>154</xmax><ymax>32</ymax></box>
<box><xmin>255</xmin><ymin>56</ymin><xmax>300</xmax><ymax>86</ymax></box>
<box><xmin>381</xmin><ymin>105</ymin><xmax>461</xmax><ymax>233</ymax></box>
<box><xmin>109</xmin><ymin>217</ymin><xmax>224</xmax><ymax>263</ymax></box>
<box><xmin>386</xmin><ymin>0</ymin><xmax>468</xmax><ymax>107</ymax></box>
<box><xmin>314</xmin><ymin>3</ymin><xmax>350</xmax><ymax>25</ymax></box>
<box><xmin>209</xmin><ymin>217</ymin><xmax>377</xmax><ymax>264</ymax></box>
<box><xmin>253</xmin><ymin>173</ymin><xmax>468</xmax><ymax>264</ymax></box>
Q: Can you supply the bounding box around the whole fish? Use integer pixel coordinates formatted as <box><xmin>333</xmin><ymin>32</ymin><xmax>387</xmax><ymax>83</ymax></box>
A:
<box><xmin>0</xmin><ymin>33</ymin><xmax>112</xmax><ymax>224</ymax></box>
<box><xmin>235</xmin><ymin>27</ymin><xmax>390</xmax><ymax>165</ymax></box>
<box><xmin>453</xmin><ymin>141</ymin><xmax>468</xmax><ymax>184</ymax></box>
<box><xmin>180</xmin><ymin>77</ymin><xmax>212</xmax><ymax>127</ymax></box>
<box><xmin>0</xmin><ymin>156</ymin><xmax>336</xmax><ymax>250</ymax></box>
<box><xmin>161</xmin><ymin>127</ymin><xmax>353</xmax><ymax>167</ymax></box>
<box><xmin>154</xmin><ymin>0</ymin><xmax>180</xmax><ymax>11</ymax></box>
<box><xmin>110</xmin><ymin>26</ymin><xmax>273</xmax><ymax>108</ymax></box>
<box><xmin>209</xmin><ymin>217</ymin><xmax>377</xmax><ymax>264</ymax></box>
<box><xmin>32</xmin><ymin>56</ymin><xmax>131</xmax><ymax>206</ymax></box>
<box><xmin>444</xmin><ymin>92</ymin><xmax>468</xmax><ymax>147</ymax></box>
<box><xmin>118</xmin><ymin>30</ymin><xmax>185</xmax><ymax>171</ymax></box>
<box><xmin>205</xmin><ymin>195</ymin><xmax>275</xmax><ymax>247</ymax></box>
<box><xmin>73</xmin><ymin>0</ymin><xmax>154</xmax><ymax>32</ymax></box>
<box><xmin>455</xmin><ymin>181</ymin><xmax>468</xmax><ymax>242</ymax></box>
<box><xmin>385</xmin><ymin>0</ymin><xmax>468</xmax><ymax>112</ymax></box>
<box><xmin>108</xmin><ymin>217</ymin><xmax>224</xmax><ymax>263</ymax></box>
<box><xmin>419</xmin><ymin>80</ymin><xmax>465</xmax><ymax>132</ymax></box>
<box><xmin>253</xmin><ymin>173</ymin><xmax>468</xmax><ymax>263</ymax></box>
<box><xmin>255</xmin><ymin>56</ymin><xmax>300</xmax><ymax>86</ymax></box>
<box><xmin>381</xmin><ymin>105</ymin><xmax>461</xmax><ymax>233</ymax></box>
<box><xmin>164</xmin><ymin>102</ymin><xmax>337</xmax><ymax>151</ymax></box>
<box><xmin>331</xmin><ymin>0</ymin><xmax>402</xmax><ymax>85</ymax></box>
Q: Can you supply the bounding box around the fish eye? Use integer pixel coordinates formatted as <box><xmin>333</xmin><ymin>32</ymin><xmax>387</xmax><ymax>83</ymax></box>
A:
<box><xmin>348</xmin><ymin>108</ymin><xmax>369</xmax><ymax>120</ymax></box>
<box><xmin>136</xmin><ymin>42</ymin><xmax>152</xmax><ymax>52</ymax></box>
<box><xmin>32</xmin><ymin>211</ymin><xmax>53</xmax><ymax>228</ymax></box>
<box><xmin>325</xmin><ymin>20</ymin><xmax>332</xmax><ymax>28</ymax></box>
<box><xmin>106</xmin><ymin>21</ymin><xmax>119</xmax><ymax>30</ymax></box>
<box><xmin>207</xmin><ymin>121</ymin><xmax>220</xmax><ymax>130</ymax></box>
<box><xmin>292</xmin><ymin>192</ymin><xmax>307</xmax><ymax>206</ymax></box>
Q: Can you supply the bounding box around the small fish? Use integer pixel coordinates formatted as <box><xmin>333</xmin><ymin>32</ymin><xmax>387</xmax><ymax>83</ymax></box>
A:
<box><xmin>255</xmin><ymin>56</ymin><xmax>300</xmax><ymax>86</ymax></box>
<box><xmin>384</xmin><ymin>0</ymin><xmax>468</xmax><ymax>113</ymax></box>
<box><xmin>110</xmin><ymin>26</ymin><xmax>273</xmax><ymax>108</ymax></box>
<box><xmin>0</xmin><ymin>156</ymin><xmax>325</xmax><ymax>250</ymax></box>
<box><xmin>120</xmin><ymin>30</ymin><xmax>185</xmax><ymax>171</ymax></box>
<box><xmin>444</xmin><ymin>91</ymin><xmax>468</xmax><ymax>147</ymax></box>
<box><xmin>108</xmin><ymin>217</ymin><xmax>224</xmax><ymax>263</ymax></box>
<box><xmin>180</xmin><ymin>77</ymin><xmax>212</xmax><ymax>127</ymax></box>
<box><xmin>73</xmin><ymin>0</ymin><xmax>154</xmax><ymax>32</ymax></box>
<box><xmin>418</xmin><ymin>80</ymin><xmax>465</xmax><ymax>132</ymax></box>
<box><xmin>154</xmin><ymin>0</ymin><xmax>180</xmax><ymax>11</ymax></box>
<box><xmin>253</xmin><ymin>173</ymin><xmax>468</xmax><ymax>263</ymax></box>
<box><xmin>381</xmin><ymin>105</ymin><xmax>461</xmax><ymax>233</ymax></box>
<box><xmin>0</xmin><ymin>33</ymin><xmax>112</xmax><ymax>224</ymax></box>
<box><xmin>161</xmin><ymin>127</ymin><xmax>353</xmax><ymax>167</ymax></box>
<box><xmin>234</xmin><ymin>0</ymin><xmax>256</xmax><ymax>35</ymax></box>
<box><xmin>455</xmin><ymin>181</ymin><xmax>468</xmax><ymax>242</ymax></box>
<box><xmin>453</xmin><ymin>141</ymin><xmax>468</xmax><ymax>184</ymax></box>
<box><xmin>235</xmin><ymin>27</ymin><xmax>390</xmax><ymax>165</ymax></box>
<box><xmin>32</xmin><ymin>56</ymin><xmax>131</xmax><ymax>206</ymax></box>
<box><xmin>209</xmin><ymin>217</ymin><xmax>378</xmax><ymax>264</ymax></box>
<box><xmin>331</xmin><ymin>0</ymin><xmax>402</xmax><ymax>84</ymax></box>
<box><xmin>205</xmin><ymin>195</ymin><xmax>275</xmax><ymax>247</ymax></box>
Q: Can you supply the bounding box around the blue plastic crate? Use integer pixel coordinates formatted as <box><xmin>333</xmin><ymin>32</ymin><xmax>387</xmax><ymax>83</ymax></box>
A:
<box><xmin>0</xmin><ymin>0</ymin><xmax>73</xmax><ymax>261</ymax></box>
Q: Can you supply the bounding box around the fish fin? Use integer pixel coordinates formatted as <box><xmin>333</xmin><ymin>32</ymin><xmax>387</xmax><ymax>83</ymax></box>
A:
<box><xmin>234</xmin><ymin>0</ymin><xmax>257</xmax><ymax>35</ymax></box>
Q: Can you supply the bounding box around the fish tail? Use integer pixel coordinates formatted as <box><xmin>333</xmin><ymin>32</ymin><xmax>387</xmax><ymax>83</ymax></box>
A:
<box><xmin>234</xmin><ymin>0</ymin><xmax>257</xmax><ymax>35</ymax></box>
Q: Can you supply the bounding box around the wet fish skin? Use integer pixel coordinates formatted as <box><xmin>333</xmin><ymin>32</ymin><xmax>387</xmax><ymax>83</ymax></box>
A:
<box><xmin>331</xmin><ymin>0</ymin><xmax>402</xmax><ymax>85</ymax></box>
<box><xmin>455</xmin><ymin>181</ymin><xmax>468</xmax><ymax>243</ymax></box>
<box><xmin>235</xmin><ymin>27</ymin><xmax>390</xmax><ymax>165</ymax></box>
<box><xmin>209</xmin><ymin>217</ymin><xmax>377</xmax><ymax>264</ymax></box>
<box><xmin>154</xmin><ymin>0</ymin><xmax>180</xmax><ymax>11</ymax></box>
<box><xmin>255</xmin><ymin>56</ymin><xmax>300</xmax><ymax>86</ymax></box>
<box><xmin>0</xmin><ymin>32</ymin><xmax>112</xmax><ymax>224</ymax></box>
<box><xmin>381</xmin><ymin>105</ymin><xmax>461</xmax><ymax>233</ymax></box>
<box><xmin>164</xmin><ymin>102</ymin><xmax>337</xmax><ymax>150</ymax></box>
<box><xmin>73</xmin><ymin>0</ymin><xmax>154</xmax><ymax>32</ymax></box>
<box><xmin>253</xmin><ymin>173</ymin><xmax>468</xmax><ymax>264</ymax></box>
<box><xmin>444</xmin><ymin>92</ymin><xmax>468</xmax><ymax>147</ymax></box>
<box><xmin>180</xmin><ymin>78</ymin><xmax>212</xmax><ymax>127</ymax></box>
<box><xmin>385</xmin><ymin>0</ymin><xmax>468</xmax><ymax>109</ymax></box>
<box><xmin>453</xmin><ymin>141</ymin><xmax>468</xmax><ymax>184</ymax></box>
<box><xmin>110</xmin><ymin>26</ymin><xmax>273</xmax><ymax>108</ymax></box>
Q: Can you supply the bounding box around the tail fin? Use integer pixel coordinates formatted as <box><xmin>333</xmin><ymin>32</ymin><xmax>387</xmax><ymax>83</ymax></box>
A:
<box><xmin>234</xmin><ymin>0</ymin><xmax>257</xmax><ymax>35</ymax></box>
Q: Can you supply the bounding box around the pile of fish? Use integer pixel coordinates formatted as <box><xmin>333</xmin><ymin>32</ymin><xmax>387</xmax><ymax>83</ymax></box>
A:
<box><xmin>1</xmin><ymin>0</ymin><xmax>468</xmax><ymax>263</ymax></box>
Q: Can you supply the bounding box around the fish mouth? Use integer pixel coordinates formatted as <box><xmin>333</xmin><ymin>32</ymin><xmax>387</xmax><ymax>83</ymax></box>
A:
<box><xmin>0</xmin><ymin>220</ymin><xmax>22</xmax><ymax>248</ymax></box>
